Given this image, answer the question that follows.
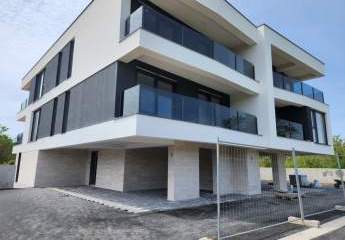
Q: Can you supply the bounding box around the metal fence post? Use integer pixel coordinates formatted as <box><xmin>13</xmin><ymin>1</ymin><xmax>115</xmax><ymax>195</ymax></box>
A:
<box><xmin>336</xmin><ymin>154</ymin><xmax>345</xmax><ymax>201</ymax></box>
<box><xmin>217</xmin><ymin>139</ymin><xmax>221</xmax><ymax>240</ymax></box>
<box><xmin>292</xmin><ymin>148</ymin><xmax>305</xmax><ymax>222</ymax></box>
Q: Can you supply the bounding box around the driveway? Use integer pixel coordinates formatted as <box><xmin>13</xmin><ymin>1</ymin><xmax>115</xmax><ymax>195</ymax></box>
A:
<box><xmin>0</xmin><ymin>188</ymin><xmax>217</xmax><ymax>240</ymax></box>
<box><xmin>0</xmin><ymin>188</ymin><xmax>344</xmax><ymax>240</ymax></box>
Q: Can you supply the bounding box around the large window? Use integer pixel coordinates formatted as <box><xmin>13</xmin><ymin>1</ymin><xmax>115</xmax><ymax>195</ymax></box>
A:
<box><xmin>34</xmin><ymin>70</ymin><xmax>45</xmax><ymax>101</ymax></box>
<box><xmin>30</xmin><ymin>109</ymin><xmax>41</xmax><ymax>142</ymax></box>
<box><xmin>197</xmin><ymin>91</ymin><xmax>222</xmax><ymax>125</ymax></box>
<box><xmin>137</xmin><ymin>70</ymin><xmax>175</xmax><ymax>118</ymax></box>
<box><xmin>311</xmin><ymin>110</ymin><xmax>327</xmax><ymax>144</ymax></box>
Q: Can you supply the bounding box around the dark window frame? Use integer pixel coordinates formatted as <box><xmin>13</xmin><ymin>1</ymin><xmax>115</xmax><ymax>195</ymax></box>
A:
<box><xmin>56</xmin><ymin>52</ymin><xmax>63</xmax><ymax>86</ymax></box>
<box><xmin>67</xmin><ymin>40</ymin><xmax>75</xmax><ymax>79</ymax></box>
<box><xmin>136</xmin><ymin>68</ymin><xmax>176</xmax><ymax>117</ymax></box>
<box><xmin>15</xmin><ymin>153</ymin><xmax>22</xmax><ymax>183</ymax></box>
<box><xmin>50</xmin><ymin>98</ymin><xmax>58</xmax><ymax>136</ymax></box>
<box><xmin>34</xmin><ymin>70</ymin><xmax>46</xmax><ymax>101</ymax></box>
<box><xmin>30</xmin><ymin>109</ymin><xmax>41</xmax><ymax>142</ymax></box>
<box><xmin>311</xmin><ymin>110</ymin><xmax>328</xmax><ymax>145</ymax></box>
<box><xmin>62</xmin><ymin>91</ymin><xmax>70</xmax><ymax>133</ymax></box>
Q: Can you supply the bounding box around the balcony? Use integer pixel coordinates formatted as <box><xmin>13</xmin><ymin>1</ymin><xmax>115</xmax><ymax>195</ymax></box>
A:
<box><xmin>276</xmin><ymin>118</ymin><xmax>304</xmax><ymax>140</ymax></box>
<box><xmin>18</xmin><ymin>98</ymin><xmax>28</xmax><ymax>113</ymax></box>
<box><xmin>273</xmin><ymin>71</ymin><xmax>324</xmax><ymax>103</ymax></box>
<box><xmin>14</xmin><ymin>133</ymin><xmax>23</xmax><ymax>145</ymax></box>
<box><xmin>124</xmin><ymin>5</ymin><xmax>255</xmax><ymax>80</ymax></box>
<box><xmin>123</xmin><ymin>85</ymin><xmax>258</xmax><ymax>135</ymax></box>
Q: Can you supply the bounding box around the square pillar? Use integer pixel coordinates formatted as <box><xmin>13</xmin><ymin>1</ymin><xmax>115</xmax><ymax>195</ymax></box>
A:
<box><xmin>168</xmin><ymin>142</ymin><xmax>199</xmax><ymax>201</ymax></box>
<box><xmin>213</xmin><ymin>147</ymin><xmax>261</xmax><ymax>196</ymax></box>
<box><xmin>272</xmin><ymin>153</ymin><xmax>288</xmax><ymax>192</ymax></box>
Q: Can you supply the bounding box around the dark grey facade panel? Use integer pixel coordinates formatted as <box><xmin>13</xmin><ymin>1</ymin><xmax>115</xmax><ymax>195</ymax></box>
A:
<box><xmin>66</xmin><ymin>63</ymin><xmax>117</xmax><ymax>131</ymax></box>
<box><xmin>59</xmin><ymin>41</ymin><xmax>74</xmax><ymax>84</ymax></box>
<box><xmin>37</xmin><ymin>100</ymin><xmax>54</xmax><ymax>139</ymax></box>
<box><xmin>115</xmin><ymin>62</ymin><xmax>138</xmax><ymax>117</ymax></box>
<box><xmin>28</xmin><ymin>77</ymin><xmax>37</xmax><ymax>104</ymax></box>
<box><xmin>53</xmin><ymin>94</ymin><xmax>66</xmax><ymax>135</ymax></box>
<box><xmin>43</xmin><ymin>54</ymin><xmax>60</xmax><ymax>94</ymax></box>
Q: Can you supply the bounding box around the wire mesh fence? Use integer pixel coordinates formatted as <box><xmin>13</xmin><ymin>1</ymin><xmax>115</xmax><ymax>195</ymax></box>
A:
<box><xmin>216</xmin><ymin>140</ymin><xmax>345</xmax><ymax>240</ymax></box>
<box><xmin>292</xmin><ymin>152</ymin><xmax>345</xmax><ymax>219</ymax></box>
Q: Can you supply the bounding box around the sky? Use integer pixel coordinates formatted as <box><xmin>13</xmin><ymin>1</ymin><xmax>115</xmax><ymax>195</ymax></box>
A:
<box><xmin>0</xmin><ymin>0</ymin><xmax>344</xmax><ymax>138</ymax></box>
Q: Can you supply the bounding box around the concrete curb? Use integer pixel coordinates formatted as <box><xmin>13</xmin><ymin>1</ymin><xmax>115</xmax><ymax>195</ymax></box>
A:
<box><xmin>279</xmin><ymin>215</ymin><xmax>345</xmax><ymax>240</ymax></box>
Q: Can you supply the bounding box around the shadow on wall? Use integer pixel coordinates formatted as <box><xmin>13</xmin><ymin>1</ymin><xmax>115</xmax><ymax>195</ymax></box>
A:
<box><xmin>0</xmin><ymin>165</ymin><xmax>15</xmax><ymax>189</ymax></box>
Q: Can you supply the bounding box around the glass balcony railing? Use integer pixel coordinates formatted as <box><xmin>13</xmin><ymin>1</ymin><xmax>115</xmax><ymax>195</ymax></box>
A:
<box><xmin>124</xmin><ymin>5</ymin><xmax>255</xmax><ymax>80</ymax></box>
<box><xmin>14</xmin><ymin>133</ymin><xmax>23</xmax><ymax>145</ymax></box>
<box><xmin>123</xmin><ymin>85</ymin><xmax>258</xmax><ymax>135</ymax></box>
<box><xmin>273</xmin><ymin>71</ymin><xmax>325</xmax><ymax>103</ymax></box>
<box><xmin>19</xmin><ymin>98</ymin><xmax>28</xmax><ymax>113</ymax></box>
<box><xmin>276</xmin><ymin>118</ymin><xmax>304</xmax><ymax>140</ymax></box>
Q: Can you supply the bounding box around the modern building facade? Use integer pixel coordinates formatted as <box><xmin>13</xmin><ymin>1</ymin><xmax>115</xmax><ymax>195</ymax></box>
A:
<box><xmin>13</xmin><ymin>0</ymin><xmax>333</xmax><ymax>201</ymax></box>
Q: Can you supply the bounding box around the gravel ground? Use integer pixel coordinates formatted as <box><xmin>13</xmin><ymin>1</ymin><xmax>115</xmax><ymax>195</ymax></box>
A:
<box><xmin>0</xmin><ymin>188</ymin><xmax>344</xmax><ymax>240</ymax></box>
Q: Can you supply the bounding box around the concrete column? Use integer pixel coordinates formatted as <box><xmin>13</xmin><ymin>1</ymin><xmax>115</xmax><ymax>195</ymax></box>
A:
<box><xmin>14</xmin><ymin>151</ymin><xmax>39</xmax><ymax>188</ymax></box>
<box><xmin>272</xmin><ymin>153</ymin><xmax>288</xmax><ymax>192</ymax></box>
<box><xmin>168</xmin><ymin>142</ymin><xmax>199</xmax><ymax>201</ymax></box>
<box><xmin>213</xmin><ymin>147</ymin><xmax>261</xmax><ymax>196</ymax></box>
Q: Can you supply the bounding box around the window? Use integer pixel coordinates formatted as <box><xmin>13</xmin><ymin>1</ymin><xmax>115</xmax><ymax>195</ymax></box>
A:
<box><xmin>30</xmin><ymin>109</ymin><xmax>41</xmax><ymax>142</ymax></box>
<box><xmin>315</xmin><ymin>112</ymin><xmax>327</xmax><ymax>144</ymax></box>
<box><xmin>136</xmin><ymin>69</ymin><xmax>175</xmax><ymax>118</ymax></box>
<box><xmin>67</xmin><ymin>40</ymin><xmax>74</xmax><ymax>79</ymax></box>
<box><xmin>56</xmin><ymin>52</ymin><xmax>63</xmax><ymax>86</ymax></box>
<box><xmin>157</xmin><ymin>81</ymin><xmax>173</xmax><ymax>118</ymax></box>
<box><xmin>50</xmin><ymin>98</ymin><xmax>58</xmax><ymax>136</ymax></box>
<box><xmin>138</xmin><ymin>72</ymin><xmax>154</xmax><ymax>87</ymax></box>
<box><xmin>311</xmin><ymin>110</ymin><xmax>327</xmax><ymax>144</ymax></box>
<box><xmin>131</xmin><ymin>0</ymin><xmax>142</xmax><ymax>13</ymax></box>
<box><xmin>15</xmin><ymin>153</ymin><xmax>22</xmax><ymax>183</ymax></box>
<box><xmin>34</xmin><ymin>70</ymin><xmax>45</xmax><ymax>101</ymax></box>
<box><xmin>62</xmin><ymin>91</ymin><xmax>70</xmax><ymax>133</ymax></box>
<box><xmin>197</xmin><ymin>91</ymin><xmax>222</xmax><ymax>125</ymax></box>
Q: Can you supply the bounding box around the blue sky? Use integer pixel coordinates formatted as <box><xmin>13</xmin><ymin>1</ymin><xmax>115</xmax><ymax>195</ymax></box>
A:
<box><xmin>0</xmin><ymin>0</ymin><xmax>344</xmax><ymax>138</ymax></box>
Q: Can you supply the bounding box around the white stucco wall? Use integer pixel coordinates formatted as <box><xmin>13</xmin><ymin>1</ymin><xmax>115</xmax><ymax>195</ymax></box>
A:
<box><xmin>14</xmin><ymin>151</ymin><xmax>39</xmax><ymax>188</ymax></box>
<box><xmin>168</xmin><ymin>142</ymin><xmax>200</xmax><ymax>201</ymax></box>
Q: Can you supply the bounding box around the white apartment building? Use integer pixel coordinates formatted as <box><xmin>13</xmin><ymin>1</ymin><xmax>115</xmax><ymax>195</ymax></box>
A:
<box><xmin>13</xmin><ymin>0</ymin><xmax>333</xmax><ymax>201</ymax></box>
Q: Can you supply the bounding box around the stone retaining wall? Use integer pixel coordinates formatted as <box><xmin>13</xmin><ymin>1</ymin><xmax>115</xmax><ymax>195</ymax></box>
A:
<box><xmin>0</xmin><ymin>165</ymin><xmax>15</xmax><ymax>189</ymax></box>
<box><xmin>261</xmin><ymin>168</ymin><xmax>345</xmax><ymax>184</ymax></box>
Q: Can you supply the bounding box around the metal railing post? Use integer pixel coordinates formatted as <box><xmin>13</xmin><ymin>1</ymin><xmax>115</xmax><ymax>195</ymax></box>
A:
<box><xmin>216</xmin><ymin>138</ymin><xmax>221</xmax><ymax>240</ymax></box>
<box><xmin>292</xmin><ymin>148</ymin><xmax>305</xmax><ymax>222</ymax></box>
<box><xmin>336</xmin><ymin>154</ymin><xmax>345</xmax><ymax>201</ymax></box>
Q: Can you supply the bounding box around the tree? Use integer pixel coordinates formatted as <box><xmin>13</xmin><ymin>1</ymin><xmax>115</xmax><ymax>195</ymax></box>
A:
<box><xmin>0</xmin><ymin>125</ymin><xmax>15</xmax><ymax>165</ymax></box>
<box><xmin>260</xmin><ymin>136</ymin><xmax>345</xmax><ymax>168</ymax></box>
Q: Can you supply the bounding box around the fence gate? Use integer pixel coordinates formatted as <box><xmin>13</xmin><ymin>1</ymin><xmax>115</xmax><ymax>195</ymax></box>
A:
<box><xmin>216</xmin><ymin>140</ymin><xmax>345</xmax><ymax>240</ymax></box>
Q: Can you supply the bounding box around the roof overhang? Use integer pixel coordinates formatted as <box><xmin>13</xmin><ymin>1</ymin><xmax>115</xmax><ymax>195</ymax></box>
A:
<box><xmin>148</xmin><ymin>0</ymin><xmax>259</xmax><ymax>50</ymax></box>
<box><xmin>259</xmin><ymin>25</ymin><xmax>325</xmax><ymax>80</ymax></box>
